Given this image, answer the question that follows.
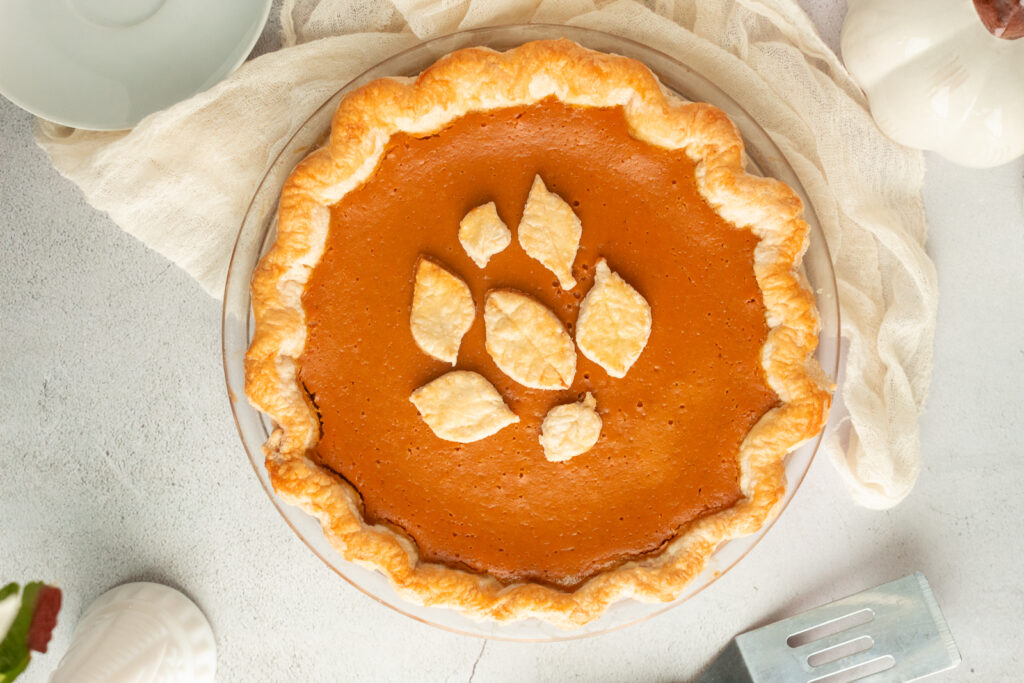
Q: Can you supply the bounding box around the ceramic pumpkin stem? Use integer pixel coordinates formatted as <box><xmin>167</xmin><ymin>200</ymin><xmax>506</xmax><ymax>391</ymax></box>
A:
<box><xmin>973</xmin><ymin>0</ymin><xmax>1024</xmax><ymax>39</ymax></box>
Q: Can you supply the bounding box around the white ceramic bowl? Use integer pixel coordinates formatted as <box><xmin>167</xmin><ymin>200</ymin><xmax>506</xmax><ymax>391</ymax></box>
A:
<box><xmin>0</xmin><ymin>0</ymin><xmax>271</xmax><ymax>130</ymax></box>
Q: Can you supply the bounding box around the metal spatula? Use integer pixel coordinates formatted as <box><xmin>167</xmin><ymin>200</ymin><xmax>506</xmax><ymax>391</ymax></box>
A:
<box><xmin>697</xmin><ymin>573</ymin><xmax>960</xmax><ymax>682</ymax></box>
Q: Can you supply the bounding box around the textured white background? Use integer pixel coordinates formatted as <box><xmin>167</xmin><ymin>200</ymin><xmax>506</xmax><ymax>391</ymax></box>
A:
<box><xmin>2</xmin><ymin>1</ymin><xmax>1022</xmax><ymax>680</ymax></box>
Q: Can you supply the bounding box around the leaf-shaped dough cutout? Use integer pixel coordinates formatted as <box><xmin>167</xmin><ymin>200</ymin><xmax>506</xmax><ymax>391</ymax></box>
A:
<box><xmin>410</xmin><ymin>371</ymin><xmax>519</xmax><ymax>443</ymax></box>
<box><xmin>459</xmin><ymin>202</ymin><xmax>511</xmax><ymax>268</ymax></box>
<box><xmin>517</xmin><ymin>175</ymin><xmax>581</xmax><ymax>290</ymax></box>
<box><xmin>484</xmin><ymin>290</ymin><xmax>576</xmax><ymax>390</ymax></box>
<box><xmin>540</xmin><ymin>393</ymin><xmax>602</xmax><ymax>462</ymax></box>
<box><xmin>576</xmin><ymin>259</ymin><xmax>652</xmax><ymax>378</ymax></box>
<box><xmin>410</xmin><ymin>258</ymin><xmax>475</xmax><ymax>365</ymax></box>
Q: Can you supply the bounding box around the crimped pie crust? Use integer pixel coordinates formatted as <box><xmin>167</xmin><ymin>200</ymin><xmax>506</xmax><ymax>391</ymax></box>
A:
<box><xmin>245</xmin><ymin>39</ymin><xmax>832</xmax><ymax>628</ymax></box>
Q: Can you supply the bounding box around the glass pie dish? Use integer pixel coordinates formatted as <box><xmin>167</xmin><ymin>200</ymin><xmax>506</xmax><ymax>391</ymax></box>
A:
<box><xmin>222</xmin><ymin>24</ymin><xmax>841</xmax><ymax>642</ymax></box>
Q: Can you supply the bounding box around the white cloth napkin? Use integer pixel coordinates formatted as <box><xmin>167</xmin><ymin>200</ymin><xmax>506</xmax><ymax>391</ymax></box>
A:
<box><xmin>34</xmin><ymin>0</ymin><xmax>938</xmax><ymax>510</ymax></box>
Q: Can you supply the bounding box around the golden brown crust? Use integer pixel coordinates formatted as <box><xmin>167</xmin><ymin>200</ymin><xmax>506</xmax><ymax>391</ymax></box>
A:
<box><xmin>245</xmin><ymin>39</ymin><xmax>832</xmax><ymax>628</ymax></box>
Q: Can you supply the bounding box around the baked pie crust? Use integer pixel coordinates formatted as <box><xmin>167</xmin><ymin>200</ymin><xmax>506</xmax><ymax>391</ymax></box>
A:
<box><xmin>245</xmin><ymin>39</ymin><xmax>831</xmax><ymax>628</ymax></box>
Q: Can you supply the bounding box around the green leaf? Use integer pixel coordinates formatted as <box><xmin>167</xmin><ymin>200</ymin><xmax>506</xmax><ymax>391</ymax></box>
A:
<box><xmin>0</xmin><ymin>586</ymin><xmax>17</xmax><ymax>604</ymax></box>
<box><xmin>0</xmin><ymin>583</ymin><xmax>40</xmax><ymax>680</ymax></box>
<box><xmin>0</xmin><ymin>653</ymin><xmax>28</xmax><ymax>683</ymax></box>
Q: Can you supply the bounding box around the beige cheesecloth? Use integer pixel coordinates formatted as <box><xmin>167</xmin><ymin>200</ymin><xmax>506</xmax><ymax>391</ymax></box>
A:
<box><xmin>34</xmin><ymin>0</ymin><xmax>938</xmax><ymax>509</ymax></box>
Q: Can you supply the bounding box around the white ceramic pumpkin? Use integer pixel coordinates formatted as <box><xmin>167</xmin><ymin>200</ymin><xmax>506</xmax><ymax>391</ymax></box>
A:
<box><xmin>842</xmin><ymin>0</ymin><xmax>1024</xmax><ymax>168</ymax></box>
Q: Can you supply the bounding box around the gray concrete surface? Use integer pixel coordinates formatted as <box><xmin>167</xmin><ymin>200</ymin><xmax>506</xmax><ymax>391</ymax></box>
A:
<box><xmin>3</xmin><ymin>1</ymin><xmax>1023</xmax><ymax>680</ymax></box>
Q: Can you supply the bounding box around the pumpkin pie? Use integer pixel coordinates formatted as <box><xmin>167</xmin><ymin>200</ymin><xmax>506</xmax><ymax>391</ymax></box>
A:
<box><xmin>245</xmin><ymin>39</ymin><xmax>832</xmax><ymax>627</ymax></box>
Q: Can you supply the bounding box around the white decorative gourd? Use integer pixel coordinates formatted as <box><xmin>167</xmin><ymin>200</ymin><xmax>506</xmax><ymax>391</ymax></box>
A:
<box><xmin>51</xmin><ymin>583</ymin><xmax>216</xmax><ymax>683</ymax></box>
<box><xmin>842</xmin><ymin>0</ymin><xmax>1024</xmax><ymax>168</ymax></box>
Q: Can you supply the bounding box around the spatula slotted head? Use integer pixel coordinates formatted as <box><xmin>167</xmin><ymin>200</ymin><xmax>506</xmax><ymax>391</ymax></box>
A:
<box><xmin>701</xmin><ymin>573</ymin><xmax>961</xmax><ymax>683</ymax></box>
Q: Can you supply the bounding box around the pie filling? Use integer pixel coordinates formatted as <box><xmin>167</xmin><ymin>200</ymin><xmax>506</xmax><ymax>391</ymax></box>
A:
<box><xmin>299</xmin><ymin>99</ymin><xmax>779</xmax><ymax>589</ymax></box>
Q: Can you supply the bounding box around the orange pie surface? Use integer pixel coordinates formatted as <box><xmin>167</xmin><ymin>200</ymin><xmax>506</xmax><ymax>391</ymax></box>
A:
<box><xmin>299</xmin><ymin>99</ymin><xmax>779</xmax><ymax>589</ymax></box>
